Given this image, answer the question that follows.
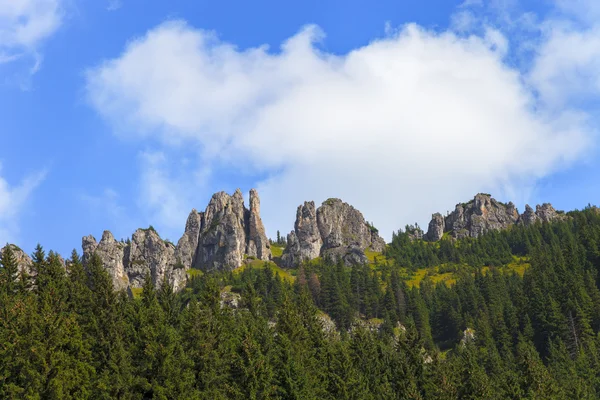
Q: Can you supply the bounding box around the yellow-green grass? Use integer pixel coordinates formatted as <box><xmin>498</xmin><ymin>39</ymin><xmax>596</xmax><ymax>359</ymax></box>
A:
<box><xmin>234</xmin><ymin>259</ymin><xmax>296</xmax><ymax>283</ymax></box>
<box><xmin>130</xmin><ymin>287</ymin><xmax>143</xmax><ymax>299</ymax></box>
<box><xmin>407</xmin><ymin>256</ymin><xmax>530</xmax><ymax>288</ymax></box>
<box><xmin>364</xmin><ymin>250</ymin><xmax>394</xmax><ymax>267</ymax></box>
<box><xmin>186</xmin><ymin>268</ymin><xmax>203</xmax><ymax>279</ymax></box>
<box><xmin>406</xmin><ymin>267</ymin><xmax>457</xmax><ymax>288</ymax></box>
<box><xmin>271</xmin><ymin>244</ymin><xmax>285</xmax><ymax>258</ymax></box>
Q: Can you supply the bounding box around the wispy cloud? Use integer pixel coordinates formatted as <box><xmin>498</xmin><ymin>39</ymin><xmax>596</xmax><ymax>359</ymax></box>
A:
<box><xmin>0</xmin><ymin>0</ymin><xmax>66</xmax><ymax>78</ymax></box>
<box><xmin>107</xmin><ymin>0</ymin><xmax>121</xmax><ymax>11</ymax></box>
<box><xmin>0</xmin><ymin>165</ymin><xmax>46</xmax><ymax>245</ymax></box>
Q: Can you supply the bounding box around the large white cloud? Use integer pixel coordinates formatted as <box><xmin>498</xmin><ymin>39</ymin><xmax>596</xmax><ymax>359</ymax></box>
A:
<box><xmin>0</xmin><ymin>165</ymin><xmax>45</xmax><ymax>245</ymax></box>
<box><xmin>86</xmin><ymin>20</ymin><xmax>592</xmax><ymax>241</ymax></box>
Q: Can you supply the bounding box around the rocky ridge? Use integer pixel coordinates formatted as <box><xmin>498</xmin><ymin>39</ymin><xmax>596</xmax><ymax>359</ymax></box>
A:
<box><xmin>424</xmin><ymin>193</ymin><xmax>567</xmax><ymax>241</ymax></box>
<box><xmin>282</xmin><ymin>198</ymin><xmax>385</xmax><ymax>267</ymax></box>
<box><xmin>82</xmin><ymin>189</ymin><xmax>272</xmax><ymax>292</ymax></box>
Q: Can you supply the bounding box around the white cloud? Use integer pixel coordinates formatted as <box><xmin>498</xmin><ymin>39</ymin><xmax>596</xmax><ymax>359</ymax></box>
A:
<box><xmin>107</xmin><ymin>0</ymin><xmax>121</xmax><ymax>11</ymax></box>
<box><xmin>0</xmin><ymin>0</ymin><xmax>64</xmax><ymax>74</ymax></box>
<box><xmin>0</xmin><ymin>165</ymin><xmax>46</xmax><ymax>245</ymax></box>
<box><xmin>86</xmin><ymin>20</ymin><xmax>592</xmax><ymax>240</ymax></box>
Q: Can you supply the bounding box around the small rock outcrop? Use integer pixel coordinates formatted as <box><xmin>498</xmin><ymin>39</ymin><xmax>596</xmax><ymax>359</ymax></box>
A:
<box><xmin>82</xmin><ymin>231</ymin><xmax>129</xmax><ymax>291</ymax></box>
<box><xmin>175</xmin><ymin>209</ymin><xmax>203</xmax><ymax>270</ymax></box>
<box><xmin>424</xmin><ymin>193</ymin><xmax>568</xmax><ymax>241</ymax></box>
<box><xmin>246</xmin><ymin>189</ymin><xmax>271</xmax><ymax>260</ymax></box>
<box><xmin>0</xmin><ymin>244</ymin><xmax>33</xmax><ymax>276</ymax></box>
<box><xmin>425</xmin><ymin>213</ymin><xmax>444</xmax><ymax>241</ymax></box>
<box><xmin>281</xmin><ymin>201</ymin><xmax>322</xmax><ymax>267</ymax></box>
<box><xmin>282</xmin><ymin>198</ymin><xmax>386</xmax><ymax>267</ymax></box>
<box><xmin>444</xmin><ymin>194</ymin><xmax>519</xmax><ymax>239</ymax></box>
<box><xmin>127</xmin><ymin>228</ymin><xmax>186</xmax><ymax>291</ymax></box>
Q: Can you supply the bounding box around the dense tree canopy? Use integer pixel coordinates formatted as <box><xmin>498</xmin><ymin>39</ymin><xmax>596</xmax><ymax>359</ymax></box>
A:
<box><xmin>1</xmin><ymin>206</ymin><xmax>600</xmax><ymax>398</ymax></box>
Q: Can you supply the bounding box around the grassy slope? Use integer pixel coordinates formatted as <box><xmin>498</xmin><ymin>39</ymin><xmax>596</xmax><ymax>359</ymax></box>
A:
<box><xmin>234</xmin><ymin>259</ymin><xmax>296</xmax><ymax>283</ymax></box>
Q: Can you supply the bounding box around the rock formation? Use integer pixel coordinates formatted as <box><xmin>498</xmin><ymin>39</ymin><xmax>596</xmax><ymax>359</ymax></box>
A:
<box><xmin>127</xmin><ymin>228</ymin><xmax>186</xmax><ymax>291</ymax></box>
<box><xmin>281</xmin><ymin>201</ymin><xmax>322</xmax><ymax>267</ymax></box>
<box><xmin>194</xmin><ymin>189</ymin><xmax>271</xmax><ymax>272</ymax></box>
<box><xmin>82</xmin><ymin>231</ymin><xmax>129</xmax><ymax>291</ymax></box>
<box><xmin>425</xmin><ymin>213</ymin><xmax>444</xmax><ymax>241</ymax></box>
<box><xmin>82</xmin><ymin>188</ymin><xmax>272</xmax><ymax>292</ymax></box>
<box><xmin>246</xmin><ymin>189</ymin><xmax>271</xmax><ymax>260</ymax></box>
<box><xmin>424</xmin><ymin>193</ymin><xmax>567</xmax><ymax>241</ymax></box>
<box><xmin>175</xmin><ymin>209</ymin><xmax>202</xmax><ymax>271</ymax></box>
<box><xmin>0</xmin><ymin>244</ymin><xmax>33</xmax><ymax>276</ymax></box>
<box><xmin>282</xmin><ymin>198</ymin><xmax>386</xmax><ymax>267</ymax></box>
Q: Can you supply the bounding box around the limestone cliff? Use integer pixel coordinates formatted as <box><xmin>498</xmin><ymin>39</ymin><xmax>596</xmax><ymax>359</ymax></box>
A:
<box><xmin>424</xmin><ymin>193</ymin><xmax>567</xmax><ymax>241</ymax></box>
<box><xmin>282</xmin><ymin>198</ymin><xmax>386</xmax><ymax>267</ymax></box>
<box><xmin>82</xmin><ymin>188</ymin><xmax>272</xmax><ymax>291</ymax></box>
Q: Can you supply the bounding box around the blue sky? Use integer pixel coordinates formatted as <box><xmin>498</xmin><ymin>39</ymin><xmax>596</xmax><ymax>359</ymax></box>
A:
<box><xmin>1</xmin><ymin>0</ymin><xmax>599</xmax><ymax>256</ymax></box>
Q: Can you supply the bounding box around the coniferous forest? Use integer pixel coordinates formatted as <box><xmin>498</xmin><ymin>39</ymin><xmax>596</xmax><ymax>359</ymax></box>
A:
<box><xmin>2</xmin><ymin>206</ymin><xmax>600</xmax><ymax>399</ymax></box>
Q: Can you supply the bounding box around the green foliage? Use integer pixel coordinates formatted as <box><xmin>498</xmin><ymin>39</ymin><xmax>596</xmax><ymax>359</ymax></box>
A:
<box><xmin>1</xmin><ymin>206</ymin><xmax>600</xmax><ymax>397</ymax></box>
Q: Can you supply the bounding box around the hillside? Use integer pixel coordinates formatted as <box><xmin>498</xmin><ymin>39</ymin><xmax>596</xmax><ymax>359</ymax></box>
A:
<box><xmin>1</xmin><ymin>198</ymin><xmax>600</xmax><ymax>398</ymax></box>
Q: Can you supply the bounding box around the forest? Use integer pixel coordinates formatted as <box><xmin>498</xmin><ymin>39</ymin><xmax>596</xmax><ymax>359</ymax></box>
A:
<box><xmin>1</xmin><ymin>206</ymin><xmax>600</xmax><ymax>399</ymax></box>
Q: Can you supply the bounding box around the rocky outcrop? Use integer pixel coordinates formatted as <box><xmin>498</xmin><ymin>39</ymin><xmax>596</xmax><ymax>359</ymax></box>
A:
<box><xmin>0</xmin><ymin>244</ymin><xmax>33</xmax><ymax>276</ymax></box>
<box><xmin>175</xmin><ymin>209</ymin><xmax>202</xmax><ymax>270</ymax></box>
<box><xmin>83</xmin><ymin>188</ymin><xmax>272</xmax><ymax>290</ymax></box>
<box><xmin>424</xmin><ymin>193</ymin><xmax>568</xmax><ymax>241</ymax></box>
<box><xmin>282</xmin><ymin>198</ymin><xmax>386</xmax><ymax>267</ymax></box>
<box><xmin>425</xmin><ymin>213</ymin><xmax>444</xmax><ymax>242</ymax></box>
<box><xmin>127</xmin><ymin>228</ymin><xmax>186</xmax><ymax>291</ymax></box>
<box><xmin>281</xmin><ymin>201</ymin><xmax>322</xmax><ymax>267</ymax></box>
<box><xmin>444</xmin><ymin>194</ymin><xmax>519</xmax><ymax>239</ymax></box>
<box><xmin>193</xmin><ymin>189</ymin><xmax>271</xmax><ymax>272</ymax></box>
<box><xmin>82</xmin><ymin>231</ymin><xmax>129</xmax><ymax>291</ymax></box>
<box><xmin>246</xmin><ymin>189</ymin><xmax>271</xmax><ymax>260</ymax></box>
<box><xmin>82</xmin><ymin>228</ymin><xmax>186</xmax><ymax>292</ymax></box>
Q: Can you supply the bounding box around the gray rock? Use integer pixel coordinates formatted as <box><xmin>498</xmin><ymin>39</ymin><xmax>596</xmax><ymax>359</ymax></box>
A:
<box><xmin>406</xmin><ymin>225</ymin><xmax>424</xmax><ymax>241</ymax></box>
<box><xmin>519</xmin><ymin>204</ymin><xmax>538</xmax><ymax>226</ymax></box>
<box><xmin>425</xmin><ymin>213</ymin><xmax>444</xmax><ymax>241</ymax></box>
<box><xmin>535</xmin><ymin>203</ymin><xmax>566</xmax><ymax>223</ymax></box>
<box><xmin>175</xmin><ymin>209</ymin><xmax>203</xmax><ymax>270</ymax></box>
<box><xmin>194</xmin><ymin>190</ymin><xmax>248</xmax><ymax>272</ymax></box>
<box><xmin>424</xmin><ymin>194</ymin><xmax>568</xmax><ymax>241</ymax></box>
<box><xmin>82</xmin><ymin>231</ymin><xmax>129</xmax><ymax>291</ymax></box>
<box><xmin>0</xmin><ymin>244</ymin><xmax>33</xmax><ymax>276</ymax></box>
<box><xmin>246</xmin><ymin>189</ymin><xmax>271</xmax><ymax>261</ymax></box>
<box><xmin>445</xmin><ymin>194</ymin><xmax>519</xmax><ymax>239</ymax></box>
<box><xmin>281</xmin><ymin>201</ymin><xmax>322</xmax><ymax>267</ymax></box>
<box><xmin>126</xmin><ymin>228</ymin><xmax>184</xmax><ymax>290</ymax></box>
<box><xmin>282</xmin><ymin>198</ymin><xmax>386</xmax><ymax>267</ymax></box>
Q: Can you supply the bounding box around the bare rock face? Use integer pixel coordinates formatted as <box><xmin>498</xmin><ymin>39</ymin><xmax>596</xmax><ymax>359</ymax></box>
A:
<box><xmin>0</xmin><ymin>244</ymin><xmax>33</xmax><ymax>276</ymax></box>
<box><xmin>535</xmin><ymin>203</ymin><xmax>566</xmax><ymax>223</ymax></box>
<box><xmin>443</xmin><ymin>194</ymin><xmax>519</xmax><ymax>239</ymax></box>
<box><xmin>83</xmin><ymin>229</ymin><xmax>186</xmax><ymax>292</ymax></box>
<box><xmin>194</xmin><ymin>190</ymin><xmax>248</xmax><ymax>272</ymax></box>
<box><xmin>425</xmin><ymin>213</ymin><xmax>445</xmax><ymax>242</ymax></box>
<box><xmin>246</xmin><ymin>189</ymin><xmax>271</xmax><ymax>260</ymax></box>
<box><xmin>282</xmin><ymin>198</ymin><xmax>386</xmax><ymax>267</ymax></box>
<box><xmin>519</xmin><ymin>204</ymin><xmax>538</xmax><ymax>226</ymax></box>
<box><xmin>127</xmin><ymin>228</ymin><xmax>185</xmax><ymax>290</ymax></box>
<box><xmin>175</xmin><ymin>209</ymin><xmax>203</xmax><ymax>270</ymax></box>
<box><xmin>424</xmin><ymin>194</ymin><xmax>568</xmax><ymax>241</ymax></box>
<box><xmin>82</xmin><ymin>231</ymin><xmax>129</xmax><ymax>291</ymax></box>
<box><xmin>192</xmin><ymin>189</ymin><xmax>271</xmax><ymax>272</ymax></box>
<box><xmin>281</xmin><ymin>201</ymin><xmax>323</xmax><ymax>267</ymax></box>
<box><xmin>84</xmin><ymin>188</ymin><xmax>272</xmax><ymax>289</ymax></box>
<box><xmin>318</xmin><ymin>198</ymin><xmax>382</xmax><ymax>264</ymax></box>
